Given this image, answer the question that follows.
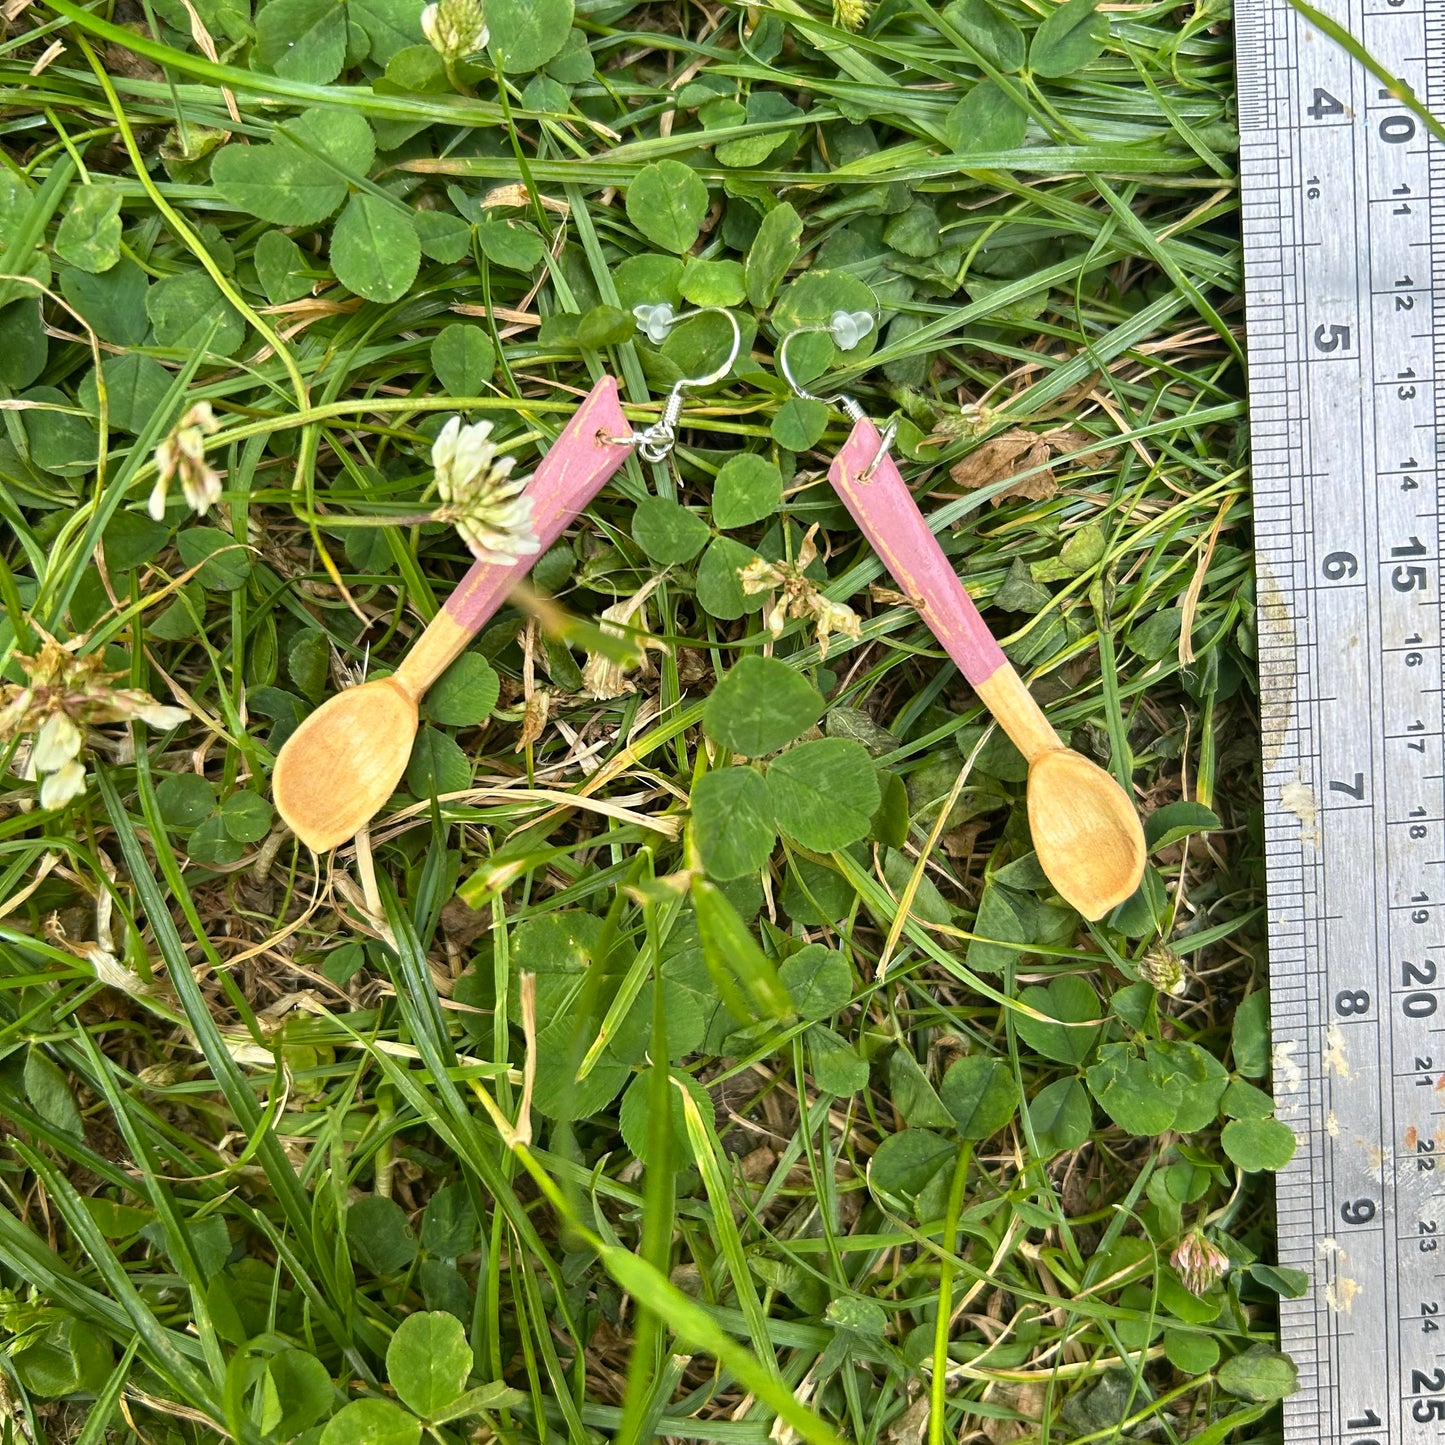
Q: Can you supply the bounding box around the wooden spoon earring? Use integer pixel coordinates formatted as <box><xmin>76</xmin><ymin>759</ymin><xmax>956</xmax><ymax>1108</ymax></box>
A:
<box><xmin>272</xmin><ymin>304</ymin><xmax>741</xmax><ymax>852</ymax></box>
<box><xmin>779</xmin><ymin>311</ymin><xmax>1146</xmax><ymax>921</ymax></box>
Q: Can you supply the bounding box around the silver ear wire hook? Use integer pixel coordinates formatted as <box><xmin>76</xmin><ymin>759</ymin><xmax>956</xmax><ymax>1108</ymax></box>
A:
<box><xmin>776</xmin><ymin>308</ymin><xmax>896</xmax><ymax>481</ymax></box>
<box><xmin>860</xmin><ymin>419</ymin><xmax>899</xmax><ymax>482</ymax></box>
<box><xmin>607</xmin><ymin>303</ymin><xmax>742</xmax><ymax>464</ymax></box>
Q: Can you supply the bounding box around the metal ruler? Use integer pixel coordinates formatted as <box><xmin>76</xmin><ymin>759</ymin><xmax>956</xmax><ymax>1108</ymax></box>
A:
<box><xmin>1239</xmin><ymin>1</ymin><xmax>1445</xmax><ymax>1439</ymax></box>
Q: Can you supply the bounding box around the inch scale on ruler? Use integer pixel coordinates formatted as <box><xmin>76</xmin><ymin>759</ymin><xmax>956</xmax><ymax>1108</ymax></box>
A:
<box><xmin>1239</xmin><ymin>0</ymin><xmax>1445</xmax><ymax>1440</ymax></box>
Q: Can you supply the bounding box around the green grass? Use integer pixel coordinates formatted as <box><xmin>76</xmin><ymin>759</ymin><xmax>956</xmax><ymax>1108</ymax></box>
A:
<box><xmin>0</xmin><ymin>0</ymin><xmax>1289</xmax><ymax>1440</ymax></box>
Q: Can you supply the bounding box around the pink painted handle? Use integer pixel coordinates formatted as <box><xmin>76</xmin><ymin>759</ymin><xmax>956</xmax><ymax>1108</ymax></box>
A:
<box><xmin>828</xmin><ymin>417</ymin><xmax>1007</xmax><ymax>687</ymax></box>
<box><xmin>443</xmin><ymin>376</ymin><xmax>632</xmax><ymax>633</ymax></box>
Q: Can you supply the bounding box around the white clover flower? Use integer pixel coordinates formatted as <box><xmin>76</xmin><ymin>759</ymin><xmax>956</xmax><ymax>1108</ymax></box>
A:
<box><xmin>31</xmin><ymin>713</ymin><xmax>82</xmax><ymax>773</ymax></box>
<box><xmin>150</xmin><ymin>401</ymin><xmax>222</xmax><ymax>520</ymax></box>
<box><xmin>130</xmin><ymin>699</ymin><xmax>191</xmax><ymax>729</ymax></box>
<box><xmin>147</xmin><ymin>477</ymin><xmax>167</xmax><ymax>523</ymax></box>
<box><xmin>39</xmin><ymin>760</ymin><xmax>87</xmax><ymax>810</ymax></box>
<box><xmin>431</xmin><ymin>416</ymin><xmax>539</xmax><ymax>564</ymax></box>
<box><xmin>1171</xmin><ymin>1231</ymin><xmax>1229</xmax><ymax>1297</ymax></box>
<box><xmin>421</xmin><ymin>0</ymin><xmax>489</xmax><ymax>60</ymax></box>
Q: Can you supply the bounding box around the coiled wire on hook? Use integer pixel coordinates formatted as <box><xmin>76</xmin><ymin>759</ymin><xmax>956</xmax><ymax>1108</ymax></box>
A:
<box><xmin>776</xmin><ymin>309</ymin><xmax>897</xmax><ymax>479</ymax></box>
<box><xmin>606</xmin><ymin>303</ymin><xmax>742</xmax><ymax>464</ymax></box>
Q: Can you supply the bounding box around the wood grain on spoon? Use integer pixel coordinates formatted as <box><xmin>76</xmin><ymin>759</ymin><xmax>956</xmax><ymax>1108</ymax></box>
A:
<box><xmin>272</xmin><ymin>377</ymin><xmax>633</xmax><ymax>852</ymax></box>
<box><xmin>828</xmin><ymin>418</ymin><xmax>1145</xmax><ymax>920</ymax></box>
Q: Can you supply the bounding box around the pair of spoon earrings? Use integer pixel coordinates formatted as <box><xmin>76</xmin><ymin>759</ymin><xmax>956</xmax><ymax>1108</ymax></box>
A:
<box><xmin>273</xmin><ymin>303</ymin><xmax>1145</xmax><ymax>921</ymax></box>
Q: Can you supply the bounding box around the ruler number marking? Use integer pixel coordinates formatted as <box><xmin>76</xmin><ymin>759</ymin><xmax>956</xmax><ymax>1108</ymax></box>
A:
<box><xmin>1378</xmin><ymin>90</ymin><xmax>1419</xmax><ymax>147</ymax></box>
<box><xmin>1409</xmin><ymin>1367</ymin><xmax>1445</xmax><ymax>1422</ymax></box>
<box><xmin>1399</xmin><ymin>954</ymin><xmax>1439</xmax><ymax>1023</ymax></box>
<box><xmin>1242</xmin><ymin>4</ymin><xmax>1445</xmax><ymax>1436</ymax></box>
<box><xmin>1389</xmin><ymin>537</ymin><xmax>1432</xmax><ymax>593</ymax></box>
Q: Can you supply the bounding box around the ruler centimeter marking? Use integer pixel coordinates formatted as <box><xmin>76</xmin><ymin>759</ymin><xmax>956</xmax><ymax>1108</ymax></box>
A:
<box><xmin>1238</xmin><ymin>0</ymin><xmax>1445</xmax><ymax>1438</ymax></box>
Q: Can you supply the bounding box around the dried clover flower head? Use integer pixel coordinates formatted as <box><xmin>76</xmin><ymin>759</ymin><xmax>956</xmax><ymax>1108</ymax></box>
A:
<box><xmin>150</xmin><ymin>401</ymin><xmax>222</xmax><ymax>520</ymax></box>
<box><xmin>580</xmin><ymin>576</ymin><xmax>666</xmax><ymax>700</ymax></box>
<box><xmin>931</xmin><ymin>402</ymin><xmax>997</xmax><ymax>442</ymax></box>
<box><xmin>431</xmin><ymin>416</ymin><xmax>539</xmax><ymax>564</ymax></box>
<box><xmin>1140</xmin><ymin>943</ymin><xmax>1187</xmax><ymax>997</ymax></box>
<box><xmin>0</xmin><ymin>632</ymin><xmax>188</xmax><ymax>810</ymax></box>
<box><xmin>833</xmin><ymin>0</ymin><xmax>870</xmax><ymax>31</ymax></box>
<box><xmin>1171</xmin><ymin>1230</ymin><xmax>1229</xmax><ymax>1297</ymax></box>
<box><xmin>738</xmin><ymin>525</ymin><xmax>862</xmax><ymax>659</ymax></box>
<box><xmin>421</xmin><ymin>0</ymin><xmax>489</xmax><ymax>60</ymax></box>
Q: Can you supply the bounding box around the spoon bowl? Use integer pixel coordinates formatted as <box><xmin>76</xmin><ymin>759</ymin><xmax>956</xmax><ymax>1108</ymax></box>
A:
<box><xmin>270</xmin><ymin>377</ymin><xmax>632</xmax><ymax>853</ymax></box>
<box><xmin>272</xmin><ymin>678</ymin><xmax>419</xmax><ymax>852</ymax></box>
<box><xmin>1026</xmin><ymin>748</ymin><xmax>1146</xmax><ymax>920</ymax></box>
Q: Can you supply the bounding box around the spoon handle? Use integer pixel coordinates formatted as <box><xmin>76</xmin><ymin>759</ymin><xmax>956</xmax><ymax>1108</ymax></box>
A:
<box><xmin>392</xmin><ymin>377</ymin><xmax>633</xmax><ymax>700</ymax></box>
<box><xmin>827</xmin><ymin>417</ymin><xmax>1063</xmax><ymax>764</ymax></box>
